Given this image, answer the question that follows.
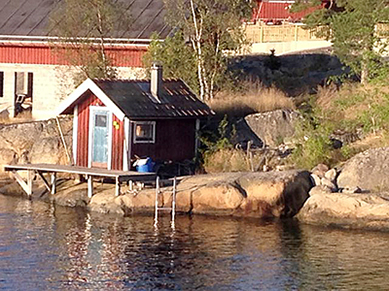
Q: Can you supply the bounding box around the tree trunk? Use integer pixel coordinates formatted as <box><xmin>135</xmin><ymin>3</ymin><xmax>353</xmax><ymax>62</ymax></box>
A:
<box><xmin>361</xmin><ymin>53</ymin><xmax>369</xmax><ymax>85</ymax></box>
<box><xmin>361</xmin><ymin>65</ymin><xmax>369</xmax><ymax>85</ymax></box>
<box><xmin>190</xmin><ymin>0</ymin><xmax>205</xmax><ymax>100</ymax></box>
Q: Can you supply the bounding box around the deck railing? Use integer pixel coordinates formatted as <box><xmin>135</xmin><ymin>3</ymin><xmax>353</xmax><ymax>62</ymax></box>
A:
<box><xmin>245</xmin><ymin>22</ymin><xmax>389</xmax><ymax>44</ymax></box>
<box><xmin>245</xmin><ymin>23</ymin><xmax>324</xmax><ymax>43</ymax></box>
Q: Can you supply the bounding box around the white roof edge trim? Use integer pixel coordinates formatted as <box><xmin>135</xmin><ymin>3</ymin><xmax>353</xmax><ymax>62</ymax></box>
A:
<box><xmin>56</xmin><ymin>78</ymin><xmax>126</xmax><ymax>121</ymax></box>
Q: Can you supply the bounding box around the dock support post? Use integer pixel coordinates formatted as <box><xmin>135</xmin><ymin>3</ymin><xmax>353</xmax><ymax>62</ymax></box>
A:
<box><xmin>51</xmin><ymin>172</ymin><xmax>57</xmax><ymax>194</ymax></box>
<box><xmin>11</xmin><ymin>170</ymin><xmax>32</xmax><ymax>198</ymax></box>
<box><xmin>27</xmin><ymin>170</ymin><xmax>33</xmax><ymax>198</ymax></box>
<box><xmin>171</xmin><ymin>177</ymin><xmax>176</xmax><ymax>229</ymax></box>
<box><xmin>154</xmin><ymin>176</ymin><xmax>160</xmax><ymax>226</ymax></box>
<box><xmin>87</xmin><ymin>175</ymin><xmax>93</xmax><ymax>198</ymax></box>
<box><xmin>115</xmin><ymin>177</ymin><xmax>120</xmax><ymax>196</ymax></box>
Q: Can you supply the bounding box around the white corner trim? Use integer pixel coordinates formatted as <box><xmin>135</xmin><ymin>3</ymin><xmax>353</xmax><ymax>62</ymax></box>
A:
<box><xmin>72</xmin><ymin>105</ymin><xmax>78</xmax><ymax>165</ymax></box>
<box><xmin>56</xmin><ymin>78</ymin><xmax>125</xmax><ymax>120</ymax></box>
<box><xmin>123</xmin><ymin>117</ymin><xmax>130</xmax><ymax>171</ymax></box>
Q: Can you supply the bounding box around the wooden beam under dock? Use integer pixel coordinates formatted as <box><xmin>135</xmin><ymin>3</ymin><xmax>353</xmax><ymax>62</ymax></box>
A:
<box><xmin>4</xmin><ymin>164</ymin><xmax>156</xmax><ymax>198</ymax></box>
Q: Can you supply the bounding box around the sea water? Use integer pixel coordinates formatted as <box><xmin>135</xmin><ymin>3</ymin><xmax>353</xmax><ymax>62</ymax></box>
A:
<box><xmin>0</xmin><ymin>194</ymin><xmax>389</xmax><ymax>290</ymax></box>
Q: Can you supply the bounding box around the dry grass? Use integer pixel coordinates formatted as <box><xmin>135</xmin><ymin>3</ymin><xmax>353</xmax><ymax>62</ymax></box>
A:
<box><xmin>315</xmin><ymin>84</ymin><xmax>340</xmax><ymax>111</ymax></box>
<box><xmin>315</xmin><ymin>83</ymin><xmax>389</xmax><ymax>122</ymax></box>
<box><xmin>203</xmin><ymin>148</ymin><xmax>251</xmax><ymax>173</ymax></box>
<box><xmin>209</xmin><ymin>83</ymin><xmax>295</xmax><ymax>117</ymax></box>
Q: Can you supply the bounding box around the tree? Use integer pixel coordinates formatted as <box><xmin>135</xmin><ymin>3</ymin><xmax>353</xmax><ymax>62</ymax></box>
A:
<box><xmin>162</xmin><ymin>0</ymin><xmax>253</xmax><ymax>100</ymax></box>
<box><xmin>143</xmin><ymin>32</ymin><xmax>198</xmax><ymax>92</ymax></box>
<box><xmin>49</xmin><ymin>0</ymin><xmax>132</xmax><ymax>85</ymax></box>
<box><xmin>292</xmin><ymin>0</ymin><xmax>389</xmax><ymax>84</ymax></box>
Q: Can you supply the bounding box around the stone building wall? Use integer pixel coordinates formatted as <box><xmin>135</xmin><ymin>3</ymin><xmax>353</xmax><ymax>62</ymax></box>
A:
<box><xmin>0</xmin><ymin>63</ymin><xmax>146</xmax><ymax>120</ymax></box>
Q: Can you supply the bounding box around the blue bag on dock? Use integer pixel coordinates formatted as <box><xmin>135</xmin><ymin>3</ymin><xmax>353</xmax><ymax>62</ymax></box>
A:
<box><xmin>134</xmin><ymin>157</ymin><xmax>155</xmax><ymax>172</ymax></box>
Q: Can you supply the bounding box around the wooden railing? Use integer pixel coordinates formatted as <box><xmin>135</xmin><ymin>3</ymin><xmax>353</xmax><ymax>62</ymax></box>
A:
<box><xmin>245</xmin><ymin>22</ymin><xmax>389</xmax><ymax>44</ymax></box>
<box><xmin>245</xmin><ymin>23</ymin><xmax>324</xmax><ymax>43</ymax></box>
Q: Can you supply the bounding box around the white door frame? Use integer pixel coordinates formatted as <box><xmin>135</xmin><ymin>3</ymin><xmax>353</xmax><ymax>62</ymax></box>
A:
<box><xmin>88</xmin><ymin>106</ymin><xmax>112</xmax><ymax>169</ymax></box>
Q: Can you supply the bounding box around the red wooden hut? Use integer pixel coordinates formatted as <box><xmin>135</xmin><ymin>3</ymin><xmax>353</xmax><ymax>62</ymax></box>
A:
<box><xmin>57</xmin><ymin>65</ymin><xmax>213</xmax><ymax>171</ymax></box>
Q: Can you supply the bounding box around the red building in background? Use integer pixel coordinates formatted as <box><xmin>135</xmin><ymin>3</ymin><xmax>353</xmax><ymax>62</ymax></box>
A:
<box><xmin>252</xmin><ymin>1</ymin><xmax>329</xmax><ymax>24</ymax></box>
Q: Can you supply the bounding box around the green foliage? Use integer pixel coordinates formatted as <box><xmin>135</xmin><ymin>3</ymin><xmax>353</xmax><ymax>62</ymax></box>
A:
<box><xmin>294</xmin><ymin>0</ymin><xmax>389</xmax><ymax>84</ymax></box>
<box><xmin>358</xmin><ymin>93</ymin><xmax>389</xmax><ymax>133</ymax></box>
<box><xmin>291</xmin><ymin>115</ymin><xmax>334</xmax><ymax>169</ymax></box>
<box><xmin>143</xmin><ymin>32</ymin><xmax>198</xmax><ymax>93</ymax></box>
<box><xmin>200</xmin><ymin>116</ymin><xmax>234</xmax><ymax>155</ymax></box>
<box><xmin>198</xmin><ymin>116</ymin><xmax>256</xmax><ymax>173</ymax></box>
<box><xmin>163</xmin><ymin>0</ymin><xmax>254</xmax><ymax>99</ymax></box>
<box><xmin>49</xmin><ymin>0</ymin><xmax>132</xmax><ymax>84</ymax></box>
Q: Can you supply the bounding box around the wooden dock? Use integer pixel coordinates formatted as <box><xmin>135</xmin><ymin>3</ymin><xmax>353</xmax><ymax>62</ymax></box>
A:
<box><xmin>4</xmin><ymin>164</ymin><xmax>156</xmax><ymax>198</ymax></box>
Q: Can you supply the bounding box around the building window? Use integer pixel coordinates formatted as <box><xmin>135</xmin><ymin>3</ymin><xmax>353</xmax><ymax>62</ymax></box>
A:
<box><xmin>134</xmin><ymin>121</ymin><xmax>156</xmax><ymax>143</ymax></box>
<box><xmin>14</xmin><ymin>72</ymin><xmax>33</xmax><ymax>115</ymax></box>
<box><xmin>0</xmin><ymin>72</ymin><xmax>4</xmax><ymax>97</ymax></box>
<box><xmin>15</xmin><ymin>72</ymin><xmax>33</xmax><ymax>98</ymax></box>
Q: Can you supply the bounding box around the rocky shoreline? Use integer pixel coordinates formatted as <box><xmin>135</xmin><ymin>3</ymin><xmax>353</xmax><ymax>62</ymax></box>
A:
<box><xmin>0</xmin><ymin>170</ymin><xmax>312</xmax><ymax>218</ymax></box>
<box><xmin>3</xmin><ymin>147</ymin><xmax>389</xmax><ymax>232</ymax></box>
<box><xmin>297</xmin><ymin>147</ymin><xmax>389</xmax><ymax>231</ymax></box>
<box><xmin>2</xmin><ymin>118</ymin><xmax>389</xmax><ymax>231</ymax></box>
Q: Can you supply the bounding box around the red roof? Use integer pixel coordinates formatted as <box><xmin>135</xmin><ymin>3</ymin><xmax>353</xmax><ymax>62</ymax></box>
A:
<box><xmin>252</xmin><ymin>1</ymin><xmax>322</xmax><ymax>22</ymax></box>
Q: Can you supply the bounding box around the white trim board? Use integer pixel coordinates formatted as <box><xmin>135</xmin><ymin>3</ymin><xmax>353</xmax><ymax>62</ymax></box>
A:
<box><xmin>56</xmin><ymin>78</ymin><xmax>125</xmax><ymax>120</ymax></box>
<box><xmin>72</xmin><ymin>105</ymin><xmax>78</xmax><ymax>164</ymax></box>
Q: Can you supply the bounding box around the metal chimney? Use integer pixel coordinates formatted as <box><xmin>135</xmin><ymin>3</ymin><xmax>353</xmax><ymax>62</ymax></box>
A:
<box><xmin>151</xmin><ymin>63</ymin><xmax>162</xmax><ymax>100</ymax></box>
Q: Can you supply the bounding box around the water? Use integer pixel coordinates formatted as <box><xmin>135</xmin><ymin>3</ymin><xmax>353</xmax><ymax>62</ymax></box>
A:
<box><xmin>1</xmin><ymin>194</ymin><xmax>389</xmax><ymax>291</ymax></box>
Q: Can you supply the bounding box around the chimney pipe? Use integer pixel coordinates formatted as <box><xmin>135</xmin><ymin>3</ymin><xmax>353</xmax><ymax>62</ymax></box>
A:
<box><xmin>151</xmin><ymin>63</ymin><xmax>162</xmax><ymax>100</ymax></box>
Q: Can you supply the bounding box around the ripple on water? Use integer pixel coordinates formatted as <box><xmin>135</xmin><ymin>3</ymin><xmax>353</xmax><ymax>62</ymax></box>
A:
<box><xmin>1</xmin><ymin>195</ymin><xmax>389</xmax><ymax>290</ymax></box>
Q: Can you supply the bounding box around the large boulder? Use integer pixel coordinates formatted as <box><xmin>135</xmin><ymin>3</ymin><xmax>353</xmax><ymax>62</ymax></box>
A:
<box><xmin>337</xmin><ymin>147</ymin><xmax>389</xmax><ymax>191</ymax></box>
<box><xmin>0</xmin><ymin>148</ymin><xmax>16</xmax><ymax>167</ymax></box>
<box><xmin>0</xmin><ymin>117</ymin><xmax>72</xmax><ymax>170</ymax></box>
<box><xmin>29</xmin><ymin>137</ymin><xmax>66</xmax><ymax>164</ymax></box>
<box><xmin>116</xmin><ymin>170</ymin><xmax>312</xmax><ymax>218</ymax></box>
<box><xmin>297</xmin><ymin>188</ymin><xmax>389</xmax><ymax>231</ymax></box>
<box><xmin>245</xmin><ymin>109</ymin><xmax>300</xmax><ymax>147</ymax></box>
<box><xmin>1</xmin><ymin>170</ymin><xmax>312</xmax><ymax>219</ymax></box>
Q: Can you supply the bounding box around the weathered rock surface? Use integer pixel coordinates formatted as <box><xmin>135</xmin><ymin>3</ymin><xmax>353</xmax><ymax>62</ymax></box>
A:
<box><xmin>297</xmin><ymin>187</ymin><xmax>389</xmax><ymax>231</ymax></box>
<box><xmin>89</xmin><ymin>170</ymin><xmax>312</xmax><ymax>218</ymax></box>
<box><xmin>245</xmin><ymin>109</ymin><xmax>300</xmax><ymax>147</ymax></box>
<box><xmin>0</xmin><ymin>117</ymin><xmax>72</xmax><ymax>170</ymax></box>
<box><xmin>0</xmin><ymin>169</ymin><xmax>311</xmax><ymax>219</ymax></box>
<box><xmin>337</xmin><ymin>147</ymin><xmax>389</xmax><ymax>191</ymax></box>
<box><xmin>30</xmin><ymin>137</ymin><xmax>64</xmax><ymax>164</ymax></box>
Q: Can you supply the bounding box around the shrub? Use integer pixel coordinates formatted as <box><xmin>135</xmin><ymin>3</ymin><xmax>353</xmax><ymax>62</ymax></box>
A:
<box><xmin>290</xmin><ymin>117</ymin><xmax>334</xmax><ymax>169</ymax></box>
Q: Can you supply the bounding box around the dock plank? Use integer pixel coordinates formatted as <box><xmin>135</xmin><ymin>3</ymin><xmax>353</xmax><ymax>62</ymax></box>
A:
<box><xmin>4</xmin><ymin>164</ymin><xmax>156</xmax><ymax>182</ymax></box>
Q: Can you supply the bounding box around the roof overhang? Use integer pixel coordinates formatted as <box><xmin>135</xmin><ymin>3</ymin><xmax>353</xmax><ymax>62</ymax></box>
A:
<box><xmin>56</xmin><ymin>78</ymin><xmax>126</xmax><ymax>120</ymax></box>
<box><xmin>0</xmin><ymin>35</ymin><xmax>157</xmax><ymax>46</ymax></box>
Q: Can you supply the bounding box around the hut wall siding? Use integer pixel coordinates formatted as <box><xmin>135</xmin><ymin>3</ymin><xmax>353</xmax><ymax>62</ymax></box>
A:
<box><xmin>76</xmin><ymin>92</ymin><xmax>104</xmax><ymax>167</ymax></box>
<box><xmin>111</xmin><ymin>115</ymin><xmax>124</xmax><ymax>170</ymax></box>
<box><xmin>131</xmin><ymin>119</ymin><xmax>196</xmax><ymax>163</ymax></box>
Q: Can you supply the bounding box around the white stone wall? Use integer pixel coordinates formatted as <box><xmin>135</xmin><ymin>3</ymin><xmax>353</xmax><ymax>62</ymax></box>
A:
<box><xmin>250</xmin><ymin>41</ymin><xmax>332</xmax><ymax>55</ymax></box>
<box><xmin>0</xmin><ymin>63</ymin><xmax>146</xmax><ymax>120</ymax></box>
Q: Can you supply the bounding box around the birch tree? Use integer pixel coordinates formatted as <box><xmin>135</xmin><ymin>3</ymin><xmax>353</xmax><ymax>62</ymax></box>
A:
<box><xmin>163</xmin><ymin>0</ymin><xmax>253</xmax><ymax>100</ymax></box>
<box><xmin>49</xmin><ymin>0</ymin><xmax>132</xmax><ymax>85</ymax></box>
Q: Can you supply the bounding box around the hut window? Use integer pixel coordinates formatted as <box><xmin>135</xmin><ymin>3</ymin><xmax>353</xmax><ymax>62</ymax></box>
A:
<box><xmin>134</xmin><ymin>121</ymin><xmax>156</xmax><ymax>143</ymax></box>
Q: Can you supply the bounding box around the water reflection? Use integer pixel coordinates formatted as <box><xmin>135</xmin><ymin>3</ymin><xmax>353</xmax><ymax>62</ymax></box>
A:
<box><xmin>1</xmin><ymin>194</ymin><xmax>389</xmax><ymax>290</ymax></box>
